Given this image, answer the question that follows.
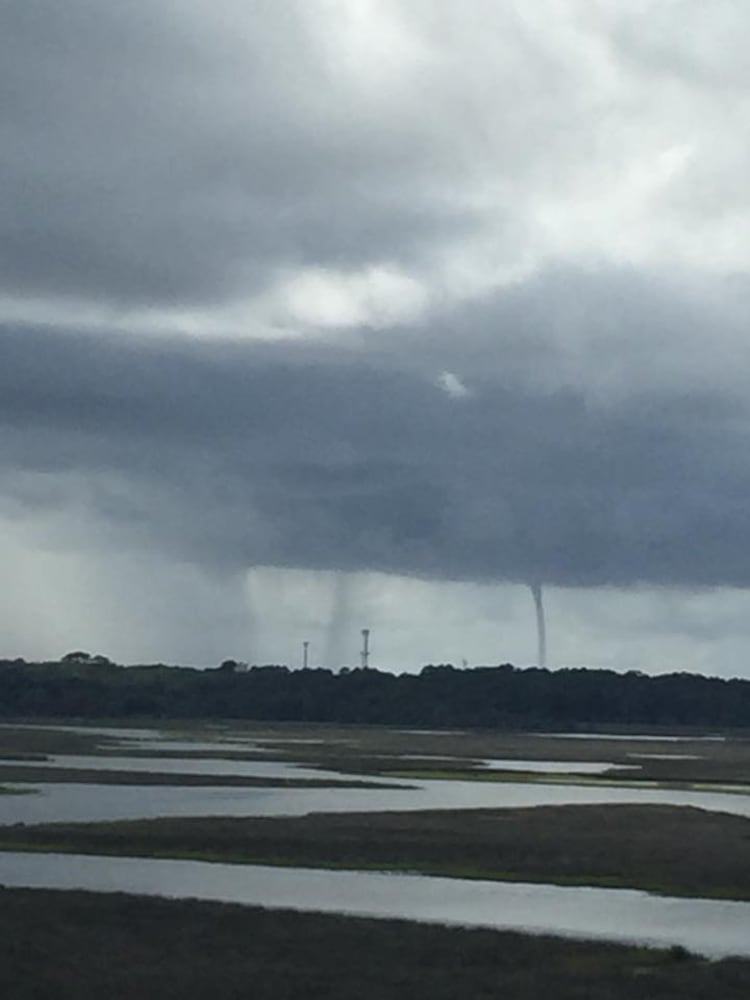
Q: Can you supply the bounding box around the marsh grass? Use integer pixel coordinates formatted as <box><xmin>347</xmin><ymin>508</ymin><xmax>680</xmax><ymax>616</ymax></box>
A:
<box><xmin>1</xmin><ymin>887</ymin><xmax>749</xmax><ymax>1000</ymax></box>
<box><xmin>2</xmin><ymin>803</ymin><xmax>749</xmax><ymax>900</ymax></box>
<box><xmin>3</xmin><ymin>719</ymin><xmax>750</xmax><ymax>782</ymax></box>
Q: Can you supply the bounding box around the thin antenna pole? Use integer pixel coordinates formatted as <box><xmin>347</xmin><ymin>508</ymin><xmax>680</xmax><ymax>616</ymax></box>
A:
<box><xmin>302</xmin><ymin>640</ymin><xmax>309</xmax><ymax>670</ymax></box>
<box><xmin>360</xmin><ymin>628</ymin><xmax>370</xmax><ymax>669</ymax></box>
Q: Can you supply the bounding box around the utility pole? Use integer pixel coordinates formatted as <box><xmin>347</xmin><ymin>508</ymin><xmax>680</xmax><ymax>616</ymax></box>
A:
<box><xmin>360</xmin><ymin>628</ymin><xmax>370</xmax><ymax>669</ymax></box>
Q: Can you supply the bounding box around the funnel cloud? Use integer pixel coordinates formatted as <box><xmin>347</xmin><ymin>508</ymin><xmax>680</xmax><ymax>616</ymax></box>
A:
<box><xmin>530</xmin><ymin>583</ymin><xmax>547</xmax><ymax>669</ymax></box>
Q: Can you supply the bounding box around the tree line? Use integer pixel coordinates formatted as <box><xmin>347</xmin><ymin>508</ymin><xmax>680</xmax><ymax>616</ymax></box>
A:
<box><xmin>0</xmin><ymin>658</ymin><xmax>748</xmax><ymax>729</ymax></box>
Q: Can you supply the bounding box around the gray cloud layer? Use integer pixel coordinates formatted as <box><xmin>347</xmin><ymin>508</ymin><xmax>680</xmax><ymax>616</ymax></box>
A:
<box><xmin>3</xmin><ymin>2</ymin><xmax>750</xmax><ymax>670</ymax></box>
<box><xmin>3</xmin><ymin>270</ymin><xmax>749</xmax><ymax>590</ymax></box>
<box><xmin>1</xmin><ymin>1</ymin><xmax>475</xmax><ymax>307</ymax></box>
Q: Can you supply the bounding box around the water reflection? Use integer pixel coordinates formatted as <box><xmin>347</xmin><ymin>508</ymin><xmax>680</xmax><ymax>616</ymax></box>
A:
<box><xmin>478</xmin><ymin>759</ymin><xmax>640</xmax><ymax>775</ymax></box>
<box><xmin>536</xmin><ymin>733</ymin><xmax>726</xmax><ymax>742</ymax></box>
<box><xmin>10</xmin><ymin>754</ymin><xmax>358</xmax><ymax>783</ymax></box>
<box><xmin>0</xmin><ymin>851</ymin><xmax>746</xmax><ymax>958</ymax></box>
<box><xmin>14</xmin><ymin>753</ymin><xmax>641</xmax><ymax>779</ymax></box>
<box><xmin>2</xmin><ymin>775</ymin><xmax>750</xmax><ymax>825</ymax></box>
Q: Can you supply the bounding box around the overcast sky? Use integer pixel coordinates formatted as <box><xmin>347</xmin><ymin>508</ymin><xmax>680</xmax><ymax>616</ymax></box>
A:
<box><xmin>3</xmin><ymin>1</ymin><xmax>750</xmax><ymax>677</ymax></box>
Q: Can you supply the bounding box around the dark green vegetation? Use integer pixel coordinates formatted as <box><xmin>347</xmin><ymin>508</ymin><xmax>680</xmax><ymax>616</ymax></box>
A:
<box><xmin>3</xmin><ymin>888</ymin><xmax>750</xmax><ymax>1000</ymax></box>
<box><xmin>3</xmin><ymin>804</ymin><xmax>748</xmax><ymax>900</ymax></box>
<box><xmin>2</xmin><ymin>657</ymin><xmax>750</xmax><ymax>727</ymax></box>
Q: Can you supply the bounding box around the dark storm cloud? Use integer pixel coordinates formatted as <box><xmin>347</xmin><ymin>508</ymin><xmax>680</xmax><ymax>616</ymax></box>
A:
<box><xmin>4</xmin><ymin>0</ymin><xmax>750</xmax><ymax>633</ymax></box>
<box><xmin>0</xmin><ymin>2</ymin><xmax>472</xmax><ymax>307</ymax></box>
<box><xmin>3</xmin><ymin>262</ymin><xmax>750</xmax><ymax>589</ymax></box>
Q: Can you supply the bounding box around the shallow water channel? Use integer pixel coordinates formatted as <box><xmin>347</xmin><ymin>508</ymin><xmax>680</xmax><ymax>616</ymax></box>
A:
<box><xmin>478</xmin><ymin>758</ymin><xmax>639</xmax><ymax>774</ymax></box>
<box><xmin>10</xmin><ymin>754</ymin><xmax>361</xmax><ymax>783</ymax></box>
<box><xmin>0</xmin><ymin>851</ymin><xmax>747</xmax><ymax>959</ymax></box>
<box><xmin>2</xmin><ymin>772</ymin><xmax>750</xmax><ymax>824</ymax></box>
